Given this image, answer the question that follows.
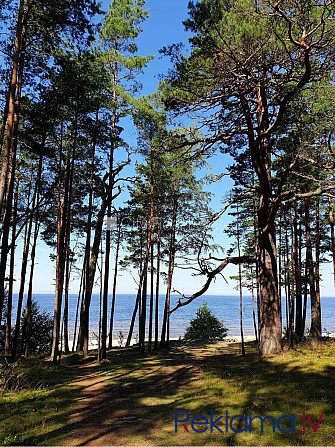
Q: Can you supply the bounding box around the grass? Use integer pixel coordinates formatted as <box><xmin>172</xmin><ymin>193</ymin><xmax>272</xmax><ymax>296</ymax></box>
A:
<box><xmin>0</xmin><ymin>339</ymin><xmax>334</xmax><ymax>445</ymax></box>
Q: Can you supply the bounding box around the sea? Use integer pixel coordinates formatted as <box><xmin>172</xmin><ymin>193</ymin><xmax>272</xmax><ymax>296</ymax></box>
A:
<box><xmin>11</xmin><ymin>293</ymin><xmax>335</xmax><ymax>343</ymax></box>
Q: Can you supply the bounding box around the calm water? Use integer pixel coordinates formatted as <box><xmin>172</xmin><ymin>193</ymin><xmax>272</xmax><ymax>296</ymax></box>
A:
<box><xmin>12</xmin><ymin>293</ymin><xmax>335</xmax><ymax>339</ymax></box>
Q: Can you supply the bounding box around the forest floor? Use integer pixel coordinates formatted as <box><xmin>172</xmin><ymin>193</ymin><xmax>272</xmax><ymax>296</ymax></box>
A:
<box><xmin>0</xmin><ymin>339</ymin><xmax>335</xmax><ymax>446</ymax></box>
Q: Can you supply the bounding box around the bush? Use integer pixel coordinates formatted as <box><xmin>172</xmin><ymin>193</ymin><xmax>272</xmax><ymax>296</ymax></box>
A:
<box><xmin>184</xmin><ymin>301</ymin><xmax>228</xmax><ymax>341</ymax></box>
<box><xmin>24</xmin><ymin>300</ymin><xmax>53</xmax><ymax>355</ymax></box>
<box><xmin>0</xmin><ymin>299</ymin><xmax>53</xmax><ymax>356</ymax></box>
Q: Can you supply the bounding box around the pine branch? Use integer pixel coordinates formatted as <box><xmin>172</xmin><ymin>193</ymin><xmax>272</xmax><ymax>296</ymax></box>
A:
<box><xmin>170</xmin><ymin>255</ymin><xmax>255</xmax><ymax>313</ymax></box>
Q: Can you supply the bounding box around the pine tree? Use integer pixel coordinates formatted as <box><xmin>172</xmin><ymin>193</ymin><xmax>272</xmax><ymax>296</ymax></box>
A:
<box><xmin>161</xmin><ymin>0</ymin><xmax>335</xmax><ymax>354</ymax></box>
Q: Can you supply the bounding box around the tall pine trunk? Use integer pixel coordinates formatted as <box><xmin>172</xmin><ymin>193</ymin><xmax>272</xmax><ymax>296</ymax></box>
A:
<box><xmin>126</xmin><ymin>236</ymin><xmax>144</xmax><ymax>348</ymax></box>
<box><xmin>51</xmin><ymin>112</ymin><xmax>75</xmax><ymax>362</ymax></box>
<box><xmin>305</xmin><ymin>198</ymin><xmax>321</xmax><ymax>340</ymax></box>
<box><xmin>161</xmin><ymin>191</ymin><xmax>177</xmax><ymax>351</ymax></box>
<box><xmin>23</xmin><ymin>214</ymin><xmax>40</xmax><ymax>356</ymax></box>
<box><xmin>236</xmin><ymin>206</ymin><xmax>245</xmax><ymax>356</ymax></box>
<box><xmin>288</xmin><ymin>207</ymin><xmax>295</xmax><ymax>348</ymax></box>
<box><xmin>108</xmin><ymin>218</ymin><xmax>121</xmax><ymax>349</ymax></box>
<box><xmin>295</xmin><ymin>207</ymin><xmax>304</xmax><ymax>342</ymax></box>
<box><xmin>327</xmin><ymin>173</ymin><xmax>335</xmax><ymax>286</ymax></box>
<box><xmin>5</xmin><ymin>163</ymin><xmax>20</xmax><ymax>357</ymax></box>
<box><xmin>258</xmin><ymin>211</ymin><xmax>282</xmax><ymax>354</ymax></box>
<box><xmin>77</xmin><ymin>110</ymin><xmax>98</xmax><ymax>351</ymax></box>
<box><xmin>148</xmin><ymin>152</ymin><xmax>155</xmax><ymax>354</ymax></box>
<box><xmin>314</xmin><ymin>199</ymin><xmax>322</xmax><ymax>339</ymax></box>
<box><xmin>154</xmin><ymin>206</ymin><xmax>161</xmax><ymax>349</ymax></box>
<box><xmin>0</xmin><ymin>0</ymin><xmax>26</xmax><ymax>215</ymax></box>
<box><xmin>11</xmin><ymin>170</ymin><xmax>33</xmax><ymax>359</ymax></box>
<box><xmin>0</xmin><ymin>16</ymin><xmax>26</xmax><ymax>326</ymax></box>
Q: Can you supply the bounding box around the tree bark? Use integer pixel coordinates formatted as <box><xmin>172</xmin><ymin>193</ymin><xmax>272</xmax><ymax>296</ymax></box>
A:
<box><xmin>63</xmin><ymin>244</ymin><xmax>71</xmax><ymax>355</ymax></box>
<box><xmin>148</xmin><ymin>152</ymin><xmax>155</xmax><ymax>354</ymax></box>
<box><xmin>305</xmin><ymin>198</ymin><xmax>321</xmax><ymax>340</ymax></box>
<box><xmin>126</xmin><ymin>276</ymin><xmax>143</xmax><ymax>347</ymax></box>
<box><xmin>5</xmin><ymin>163</ymin><xmax>19</xmax><ymax>357</ymax></box>
<box><xmin>81</xmin><ymin>185</ymin><xmax>121</xmax><ymax>357</ymax></box>
<box><xmin>101</xmin><ymin>60</ymin><xmax>118</xmax><ymax>360</ymax></box>
<box><xmin>327</xmin><ymin>173</ymin><xmax>335</xmax><ymax>286</ymax></box>
<box><xmin>77</xmin><ymin>110</ymin><xmax>97</xmax><ymax>351</ymax></box>
<box><xmin>161</xmin><ymin>191</ymin><xmax>178</xmax><ymax>350</ymax></box>
<box><xmin>23</xmin><ymin>215</ymin><xmax>40</xmax><ymax>357</ymax></box>
<box><xmin>257</xmin><ymin>209</ymin><xmax>282</xmax><ymax>354</ymax></box>
<box><xmin>288</xmin><ymin>207</ymin><xmax>295</xmax><ymax>348</ymax></box>
<box><xmin>140</xmin><ymin>259</ymin><xmax>148</xmax><ymax>353</ymax></box>
<box><xmin>154</xmin><ymin>206</ymin><xmax>161</xmax><ymax>349</ymax></box>
<box><xmin>0</xmin><ymin>12</ymin><xmax>26</xmax><ymax>327</ymax></box>
<box><xmin>51</xmin><ymin>113</ymin><xmax>75</xmax><ymax>362</ymax></box>
<box><xmin>108</xmin><ymin>217</ymin><xmax>121</xmax><ymax>349</ymax></box>
<box><xmin>236</xmin><ymin>206</ymin><xmax>245</xmax><ymax>356</ymax></box>
<box><xmin>0</xmin><ymin>0</ymin><xmax>25</xmax><ymax>215</ymax></box>
<box><xmin>126</xmin><ymin>236</ymin><xmax>144</xmax><ymax>348</ymax></box>
<box><xmin>72</xmin><ymin>265</ymin><xmax>84</xmax><ymax>352</ymax></box>
<box><xmin>294</xmin><ymin>206</ymin><xmax>303</xmax><ymax>342</ymax></box>
<box><xmin>314</xmin><ymin>199</ymin><xmax>322</xmax><ymax>338</ymax></box>
<box><xmin>11</xmin><ymin>173</ymin><xmax>33</xmax><ymax>359</ymax></box>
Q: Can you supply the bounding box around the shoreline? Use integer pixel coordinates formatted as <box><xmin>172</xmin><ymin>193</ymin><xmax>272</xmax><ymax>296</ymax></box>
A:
<box><xmin>68</xmin><ymin>331</ymin><xmax>335</xmax><ymax>351</ymax></box>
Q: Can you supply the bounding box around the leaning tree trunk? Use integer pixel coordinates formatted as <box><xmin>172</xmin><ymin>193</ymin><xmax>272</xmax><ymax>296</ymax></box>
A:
<box><xmin>125</xmin><ymin>235</ymin><xmax>144</xmax><ymax>348</ymax></box>
<box><xmin>126</xmin><ymin>274</ymin><xmax>143</xmax><ymax>347</ymax></box>
<box><xmin>72</xmin><ymin>266</ymin><xmax>84</xmax><ymax>352</ymax></box>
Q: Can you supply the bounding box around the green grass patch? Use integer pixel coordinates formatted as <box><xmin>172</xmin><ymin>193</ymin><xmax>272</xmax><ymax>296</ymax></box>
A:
<box><xmin>0</xmin><ymin>340</ymin><xmax>334</xmax><ymax>445</ymax></box>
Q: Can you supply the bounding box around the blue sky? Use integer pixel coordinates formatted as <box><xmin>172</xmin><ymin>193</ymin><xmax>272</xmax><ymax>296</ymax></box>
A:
<box><xmin>13</xmin><ymin>0</ymin><xmax>335</xmax><ymax>297</ymax></box>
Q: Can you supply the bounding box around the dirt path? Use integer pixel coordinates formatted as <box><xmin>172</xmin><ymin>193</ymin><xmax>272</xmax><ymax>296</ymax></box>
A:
<box><xmin>59</xmin><ymin>349</ymin><xmax>203</xmax><ymax>446</ymax></box>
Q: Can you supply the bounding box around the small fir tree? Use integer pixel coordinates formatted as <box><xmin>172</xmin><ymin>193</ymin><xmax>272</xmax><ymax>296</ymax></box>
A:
<box><xmin>184</xmin><ymin>301</ymin><xmax>228</xmax><ymax>341</ymax></box>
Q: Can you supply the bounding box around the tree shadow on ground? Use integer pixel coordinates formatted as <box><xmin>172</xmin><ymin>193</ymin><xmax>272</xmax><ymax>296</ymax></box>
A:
<box><xmin>196</xmin><ymin>340</ymin><xmax>335</xmax><ymax>446</ymax></box>
<box><xmin>2</xmin><ymin>340</ymin><xmax>334</xmax><ymax>446</ymax></box>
